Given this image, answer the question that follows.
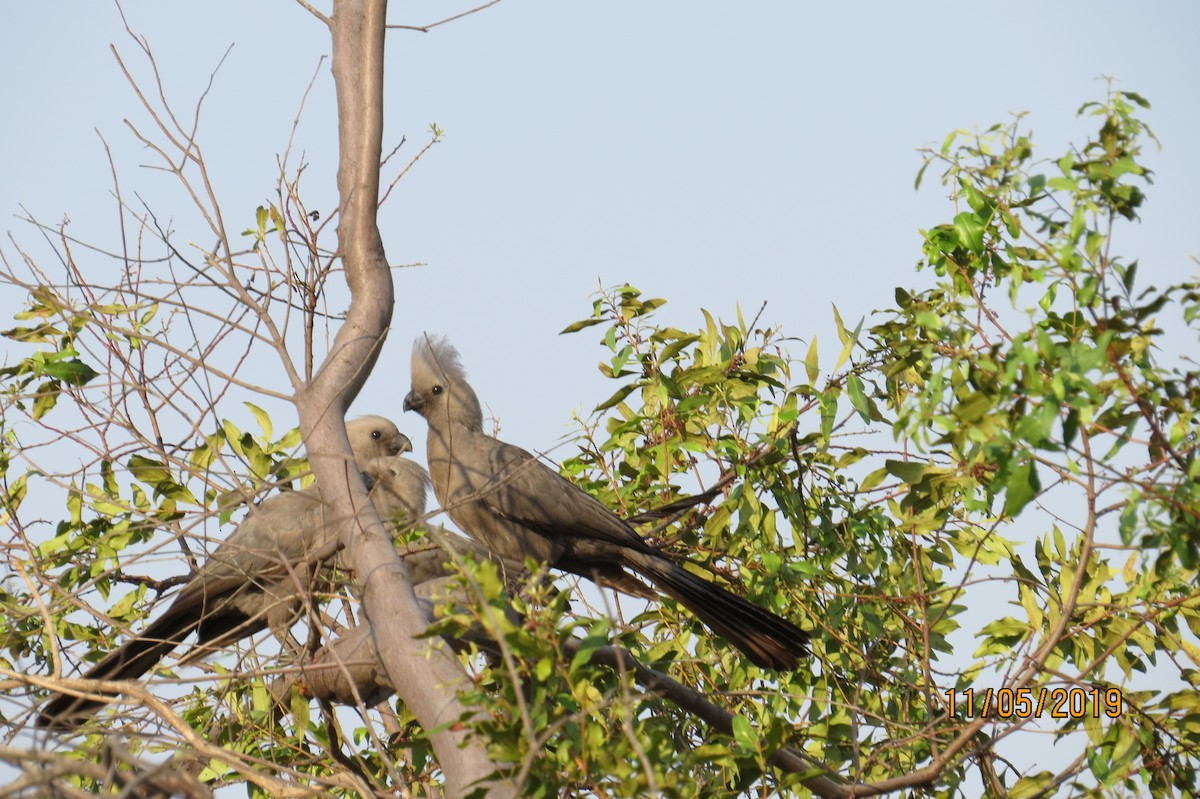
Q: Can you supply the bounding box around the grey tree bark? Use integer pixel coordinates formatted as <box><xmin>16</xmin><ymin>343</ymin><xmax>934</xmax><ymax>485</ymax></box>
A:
<box><xmin>294</xmin><ymin>2</ymin><xmax>512</xmax><ymax>796</ymax></box>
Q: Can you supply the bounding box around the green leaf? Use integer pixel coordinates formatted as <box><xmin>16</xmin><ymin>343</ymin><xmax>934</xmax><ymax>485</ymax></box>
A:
<box><xmin>1062</xmin><ymin>408</ymin><xmax>1079</xmax><ymax>449</ymax></box>
<box><xmin>1003</xmin><ymin>461</ymin><xmax>1041</xmax><ymax>517</ymax></box>
<box><xmin>832</xmin><ymin>306</ymin><xmax>863</xmax><ymax>373</ymax></box>
<box><xmin>570</xmin><ymin>629</ymin><xmax>609</xmax><ymax>672</ymax></box>
<box><xmin>108</xmin><ymin>589</ymin><xmax>143</xmax><ymax>621</ymax></box>
<box><xmin>1009</xmin><ymin>772</ymin><xmax>1055</xmax><ymax>799</ymax></box>
<box><xmin>291</xmin><ymin>688</ymin><xmax>311</xmax><ymax>731</ymax></box>
<box><xmin>3</xmin><ymin>323</ymin><xmax>61</xmax><ymax>344</ymax></box>
<box><xmin>804</xmin><ymin>337</ymin><xmax>819</xmax><ymax>384</ymax></box>
<box><xmin>32</xmin><ymin>380</ymin><xmax>60</xmax><ymax>419</ymax></box>
<box><xmin>128</xmin><ymin>455</ymin><xmax>171</xmax><ymax>486</ymax></box>
<box><xmin>190</xmin><ymin>432</ymin><xmax>225</xmax><ymax>472</ymax></box>
<box><xmin>914</xmin><ymin>159</ymin><xmax>931</xmax><ymax>190</ymax></box>
<box><xmin>832</xmin><ymin>305</ymin><xmax>848</xmax><ymax>348</ymax></box>
<box><xmin>198</xmin><ymin>759</ymin><xmax>234</xmax><ymax>782</ymax></box>
<box><xmin>960</xmin><ymin>178</ymin><xmax>989</xmax><ymax>215</ymax></box>
<box><xmin>1018</xmin><ymin>583</ymin><xmax>1044</xmax><ymax>630</ymax></box>
<box><xmin>268</xmin><ymin>204</ymin><xmax>286</xmax><ymax>240</ymax></box>
<box><xmin>952</xmin><ymin>211</ymin><xmax>985</xmax><ymax>254</ymax></box>
<box><xmin>702</xmin><ymin>309</ymin><xmax>719</xmax><ymax>362</ymax></box>
<box><xmin>659</xmin><ymin>334</ymin><xmax>700</xmax><ymax>363</ymax></box>
<box><xmin>846</xmin><ymin>374</ymin><xmax>871</xmax><ymax>423</ymax></box>
<box><xmin>953</xmin><ymin>392</ymin><xmax>992</xmax><ymax>424</ymax></box>
<box><xmin>858</xmin><ymin>466</ymin><xmax>889</xmax><ymax>493</ymax></box>
<box><xmin>915</xmin><ymin>310</ymin><xmax>943</xmax><ymax>331</ymax></box>
<box><xmin>594</xmin><ymin>383</ymin><xmax>637</xmax><ymax>412</ymax></box>
<box><xmin>885</xmin><ymin>459</ymin><xmax>935</xmax><ymax>485</ymax></box>
<box><xmin>818</xmin><ymin>389</ymin><xmax>837</xmax><ymax>446</ymax></box>
<box><xmin>730</xmin><ymin>715</ymin><xmax>758</xmax><ymax>753</ymax></box>
<box><xmin>560</xmin><ymin>317</ymin><xmax>604</xmax><ymax>334</ymax></box>
<box><xmin>0</xmin><ymin>474</ymin><xmax>27</xmax><ymax>523</ymax></box>
<box><xmin>277</xmin><ymin>428</ymin><xmax>302</xmax><ymax>450</ymax></box>
<box><xmin>41</xmin><ymin>360</ymin><xmax>99</xmax><ymax>386</ymax></box>
<box><xmin>1123</xmin><ymin>91</ymin><xmax>1150</xmax><ymax>109</ymax></box>
<box><xmin>245</xmin><ymin>402</ymin><xmax>273</xmax><ymax>441</ymax></box>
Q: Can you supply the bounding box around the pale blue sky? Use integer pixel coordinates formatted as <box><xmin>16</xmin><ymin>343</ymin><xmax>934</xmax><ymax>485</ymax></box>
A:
<box><xmin>3</xmin><ymin>2</ymin><xmax>1198</xmax><ymax>784</ymax></box>
<box><xmin>4</xmin><ymin>2</ymin><xmax>1197</xmax><ymax>454</ymax></box>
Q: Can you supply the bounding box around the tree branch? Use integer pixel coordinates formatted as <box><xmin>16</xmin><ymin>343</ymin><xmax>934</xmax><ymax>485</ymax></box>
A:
<box><xmin>296</xmin><ymin>2</ymin><xmax>511</xmax><ymax>796</ymax></box>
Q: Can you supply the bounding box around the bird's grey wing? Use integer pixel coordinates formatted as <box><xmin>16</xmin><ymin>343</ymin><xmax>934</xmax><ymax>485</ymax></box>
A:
<box><xmin>479</xmin><ymin>438</ymin><xmax>648</xmax><ymax>550</ymax></box>
<box><xmin>184</xmin><ymin>489</ymin><xmax>332</xmax><ymax>586</ymax></box>
<box><xmin>169</xmin><ymin>488</ymin><xmax>338</xmax><ymax>636</ymax></box>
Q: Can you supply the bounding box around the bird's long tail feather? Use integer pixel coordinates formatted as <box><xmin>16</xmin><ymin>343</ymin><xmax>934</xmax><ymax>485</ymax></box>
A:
<box><xmin>624</xmin><ymin>551</ymin><xmax>808</xmax><ymax>670</ymax></box>
<box><xmin>36</xmin><ymin>613</ymin><xmax>196</xmax><ymax>730</ymax></box>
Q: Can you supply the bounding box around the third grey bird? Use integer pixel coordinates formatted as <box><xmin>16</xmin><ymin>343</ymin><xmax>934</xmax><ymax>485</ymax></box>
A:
<box><xmin>364</xmin><ymin>452</ymin><xmax>431</xmax><ymax>525</ymax></box>
<box><xmin>37</xmin><ymin>415</ymin><xmax>414</xmax><ymax>730</ymax></box>
<box><xmin>403</xmin><ymin>336</ymin><xmax>809</xmax><ymax>670</ymax></box>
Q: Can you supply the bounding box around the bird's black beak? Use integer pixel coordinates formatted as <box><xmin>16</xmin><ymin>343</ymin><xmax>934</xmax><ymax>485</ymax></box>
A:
<box><xmin>395</xmin><ymin>433</ymin><xmax>413</xmax><ymax>455</ymax></box>
<box><xmin>403</xmin><ymin>390</ymin><xmax>423</xmax><ymax>413</ymax></box>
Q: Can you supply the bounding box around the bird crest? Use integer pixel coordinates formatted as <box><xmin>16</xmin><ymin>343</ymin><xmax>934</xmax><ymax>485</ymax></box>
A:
<box><xmin>410</xmin><ymin>335</ymin><xmax>484</xmax><ymax>430</ymax></box>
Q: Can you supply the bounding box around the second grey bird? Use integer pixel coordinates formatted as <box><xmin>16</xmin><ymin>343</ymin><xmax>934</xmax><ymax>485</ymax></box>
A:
<box><xmin>363</xmin><ymin>453</ymin><xmax>431</xmax><ymax>525</ymax></box>
<box><xmin>403</xmin><ymin>337</ymin><xmax>809</xmax><ymax>670</ymax></box>
<box><xmin>37</xmin><ymin>416</ymin><xmax>416</xmax><ymax>730</ymax></box>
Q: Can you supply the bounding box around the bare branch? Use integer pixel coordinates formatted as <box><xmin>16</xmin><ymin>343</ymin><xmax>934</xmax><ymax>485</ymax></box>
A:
<box><xmin>386</xmin><ymin>0</ymin><xmax>502</xmax><ymax>33</ymax></box>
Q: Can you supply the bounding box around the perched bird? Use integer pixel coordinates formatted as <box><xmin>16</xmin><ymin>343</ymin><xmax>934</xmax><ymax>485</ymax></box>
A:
<box><xmin>402</xmin><ymin>336</ymin><xmax>809</xmax><ymax>670</ymax></box>
<box><xmin>363</xmin><ymin>453</ymin><xmax>431</xmax><ymax>526</ymax></box>
<box><xmin>37</xmin><ymin>416</ymin><xmax>414</xmax><ymax>730</ymax></box>
<box><xmin>342</xmin><ymin>451</ymin><xmax>433</xmax><ymax>592</ymax></box>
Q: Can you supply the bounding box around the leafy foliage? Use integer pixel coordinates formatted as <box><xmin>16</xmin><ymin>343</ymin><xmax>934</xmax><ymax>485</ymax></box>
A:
<box><xmin>1</xmin><ymin>87</ymin><xmax>1196</xmax><ymax>798</ymax></box>
<box><xmin>515</xmin><ymin>85</ymin><xmax>1195</xmax><ymax>797</ymax></box>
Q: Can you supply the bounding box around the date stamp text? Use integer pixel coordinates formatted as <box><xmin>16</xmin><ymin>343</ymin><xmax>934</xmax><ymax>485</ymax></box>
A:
<box><xmin>945</xmin><ymin>687</ymin><xmax>1124</xmax><ymax>719</ymax></box>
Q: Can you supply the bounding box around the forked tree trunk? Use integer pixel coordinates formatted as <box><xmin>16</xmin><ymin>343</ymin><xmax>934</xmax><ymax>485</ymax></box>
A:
<box><xmin>296</xmin><ymin>1</ymin><xmax>512</xmax><ymax>796</ymax></box>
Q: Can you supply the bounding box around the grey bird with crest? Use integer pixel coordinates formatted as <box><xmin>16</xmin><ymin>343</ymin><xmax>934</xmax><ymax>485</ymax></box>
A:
<box><xmin>402</xmin><ymin>336</ymin><xmax>809</xmax><ymax>670</ymax></box>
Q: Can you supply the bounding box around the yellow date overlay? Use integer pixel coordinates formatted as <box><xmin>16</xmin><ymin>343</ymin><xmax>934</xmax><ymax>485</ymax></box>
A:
<box><xmin>945</xmin><ymin>687</ymin><xmax>1124</xmax><ymax>719</ymax></box>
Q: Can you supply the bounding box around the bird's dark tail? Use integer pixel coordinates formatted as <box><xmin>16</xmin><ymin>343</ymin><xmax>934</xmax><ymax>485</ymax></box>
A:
<box><xmin>36</xmin><ymin>613</ymin><xmax>195</xmax><ymax>730</ymax></box>
<box><xmin>623</xmin><ymin>551</ymin><xmax>809</xmax><ymax>670</ymax></box>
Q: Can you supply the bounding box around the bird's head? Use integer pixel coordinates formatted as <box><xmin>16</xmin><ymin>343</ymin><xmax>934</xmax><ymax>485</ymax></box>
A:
<box><xmin>364</xmin><ymin>454</ymin><xmax>431</xmax><ymax>523</ymax></box>
<box><xmin>404</xmin><ymin>335</ymin><xmax>484</xmax><ymax>432</ymax></box>
<box><xmin>347</xmin><ymin>416</ymin><xmax>411</xmax><ymax>460</ymax></box>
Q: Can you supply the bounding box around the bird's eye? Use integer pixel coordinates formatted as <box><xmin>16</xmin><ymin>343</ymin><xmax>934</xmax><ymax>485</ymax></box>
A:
<box><xmin>431</xmin><ymin>385</ymin><xmax>444</xmax><ymax>395</ymax></box>
<box><xmin>371</xmin><ymin>430</ymin><xmax>382</xmax><ymax>439</ymax></box>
